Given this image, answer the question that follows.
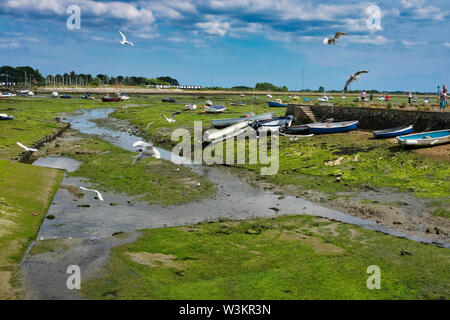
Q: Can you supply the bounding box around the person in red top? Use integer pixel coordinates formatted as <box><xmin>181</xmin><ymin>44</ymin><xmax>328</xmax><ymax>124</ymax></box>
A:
<box><xmin>385</xmin><ymin>94</ymin><xmax>390</xmax><ymax>102</ymax></box>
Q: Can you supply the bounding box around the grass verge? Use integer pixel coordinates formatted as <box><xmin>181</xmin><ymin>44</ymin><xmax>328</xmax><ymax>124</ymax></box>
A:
<box><xmin>0</xmin><ymin>159</ymin><xmax>62</xmax><ymax>299</ymax></box>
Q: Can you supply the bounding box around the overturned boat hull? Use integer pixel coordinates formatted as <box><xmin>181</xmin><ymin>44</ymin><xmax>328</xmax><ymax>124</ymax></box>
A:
<box><xmin>204</xmin><ymin>120</ymin><xmax>253</xmax><ymax>144</ymax></box>
<box><xmin>212</xmin><ymin>112</ymin><xmax>274</xmax><ymax>128</ymax></box>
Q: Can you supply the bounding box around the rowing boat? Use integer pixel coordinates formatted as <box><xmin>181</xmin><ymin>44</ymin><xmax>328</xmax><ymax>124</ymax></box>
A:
<box><xmin>397</xmin><ymin>129</ymin><xmax>450</xmax><ymax>147</ymax></box>
<box><xmin>252</xmin><ymin>115</ymin><xmax>294</xmax><ymax>133</ymax></box>
<box><xmin>307</xmin><ymin>121</ymin><xmax>358</xmax><ymax>134</ymax></box>
<box><xmin>203</xmin><ymin>120</ymin><xmax>253</xmax><ymax>144</ymax></box>
<box><xmin>373</xmin><ymin>125</ymin><xmax>413</xmax><ymax>138</ymax></box>
<box><xmin>204</xmin><ymin>105</ymin><xmax>227</xmax><ymax>113</ymax></box>
<box><xmin>212</xmin><ymin>112</ymin><xmax>274</xmax><ymax>128</ymax></box>
<box><xmin>279</xmin><ymin>124</ymin><xmax>309</xmax><ymax>135</ymax></box>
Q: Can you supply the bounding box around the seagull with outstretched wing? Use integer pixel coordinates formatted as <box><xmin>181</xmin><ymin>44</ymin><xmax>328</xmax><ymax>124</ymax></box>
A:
<box><xmin>131</xmin><ymin>140</ymin><xmax>161</xmax><ymax>164</ymax></box>
<box><xmin>344</xmin><ymin>70</ymin><xmax>369</xmax><ymax>92</ymax></box>
<box><xmin>161</xmin><ymin>111</ymin><xmax>181</xmax><ymax>123</ymax></box>
<box><xmin>119</xmin><ymin>30</ymin><xmax>134</xmax><ymax>47</ymax></box>
<box><xmin>17</xmin><ymin>142</ymin><xmax>38</xmax><ymax>152</ymax></box>
<box><xmin>323</xmin><ymin>32</ymin><xmax>348</xmax><ymax>45</ymax></box>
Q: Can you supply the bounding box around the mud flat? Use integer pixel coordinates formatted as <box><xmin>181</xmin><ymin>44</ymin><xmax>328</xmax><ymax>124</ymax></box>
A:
<box><xmin>19</xmin><ymin>107</ymin><xmax>449</xmax><ymax>299</ymax></box>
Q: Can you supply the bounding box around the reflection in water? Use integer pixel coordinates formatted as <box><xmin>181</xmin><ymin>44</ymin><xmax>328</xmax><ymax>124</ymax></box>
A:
<box><xmin>33</xmin><ymin>156</ymin><xmax>81</xmax><ymax>172</ymax></box>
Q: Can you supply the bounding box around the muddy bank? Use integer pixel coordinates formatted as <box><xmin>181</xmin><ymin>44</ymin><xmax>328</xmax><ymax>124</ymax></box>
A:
<box><xmin>21</xmin><ymin>232</ymin><xmax>139</xmax><ymax>300</ymax></box>
<box><xmin>16</xmin><ymin>123</ymin><xmax>70</xmax><ymax>163</ymax></box>
<box><xmin>220</xmin><ymin>165</ymin><xmax>449</xmax><ymax>245</ymax></box>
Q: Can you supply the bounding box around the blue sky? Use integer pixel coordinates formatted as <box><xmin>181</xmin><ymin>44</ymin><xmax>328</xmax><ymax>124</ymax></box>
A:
<box><xmin>0</xmin><ymin>0</ymin><xmax>448</xmax><ymax>91</ymax></box>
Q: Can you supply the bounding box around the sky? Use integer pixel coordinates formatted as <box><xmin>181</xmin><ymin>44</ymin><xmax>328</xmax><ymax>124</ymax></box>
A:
<box><xmin>0</xmin><ymin>0</ymin><xmax>448</xmax><ymax>92</ymax></box>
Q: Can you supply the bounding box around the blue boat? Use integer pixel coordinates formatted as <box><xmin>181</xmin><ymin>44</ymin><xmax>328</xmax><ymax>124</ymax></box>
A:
<box><xmin>303</xmin><ymin>98</ymin><xmax>313</xmax><ymax>101</ymax></box>
<box><xmin>307</xmin><ymin>120</ymin><xmax>358</xmax><ymax>134</ymax></box>
<box><xmin>0</xmin><ymin>114</ymin><xmax>14</xmax><ymax>120</ymax></box>
<box><xmin>373</xmin><ymin>125</ymin><xmax>413</xmax><ymax>139</ymax></box>
<box><xmin>60</xmin><ymin>94</ymin><xmax>72</xmax><ymax>99</ymax></box>
<box><xmin>267</xmin><ymin>100</ymin><xmax>288</xmax><ymax>107</ymax></box>
<box><xmin>397</xmin><ymin>129</ymin><xmax>450</xmax><ymax>147</ymax></box>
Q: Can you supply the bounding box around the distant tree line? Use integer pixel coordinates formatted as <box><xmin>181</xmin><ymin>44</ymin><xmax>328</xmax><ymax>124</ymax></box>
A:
<box><xmin>0</xmin><ymin>66</ymin><xmax>179</xmax><ymax>88</ymax></box>
<box><xmin>45</xmin><ymin>71</ymin><xmax>180</xmax><ymax>87</ymax></box>
<box><xmin>0</xmin><ymin>65</ymin><xmax>44</xmax><ymax>86</ymax></box>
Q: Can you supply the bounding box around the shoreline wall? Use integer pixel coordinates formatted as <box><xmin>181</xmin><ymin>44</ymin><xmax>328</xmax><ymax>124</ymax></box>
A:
<box><xmin>286</xmin><ymin>104</ymin><xmax>450</xmax><ymax>131</ymax></box>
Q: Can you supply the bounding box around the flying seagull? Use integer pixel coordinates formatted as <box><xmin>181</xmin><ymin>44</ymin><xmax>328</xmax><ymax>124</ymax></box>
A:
<box><xmin>80</xmin><ymin>186</ymin><xmax>104</xmax><ymax>201</ymax></box>
<box><xmin>119</xmin><ymin>30</ymin><xmax>134</xmax><ymax>47</ymax></box>
<box><xmin>145</xmin><ymin>121</ymin><xmax>155</xmax><ymax>129</ymax></box>
<box><xmin>344</xmin><ymin>71</ymin><xmax>369</xmax><ymax>92</ymax></box>
<box><xmin>161</xmin><ymin>111</ymin><xmax>181</xmax><ymax>123</ymax></box>
<box><xmin>323</xmin><ymin>32</ymin><xmax>348</xmax><ymax>45</ymax></box>
<box><xmin>16</xmin><ymin>142</ymin><xmax>38</xmax><ymax>152</ymax></box>
<box><xmin>132</xmin><ymin>140</ymin><xmax>161</xmax><ymax>164</ymax></box>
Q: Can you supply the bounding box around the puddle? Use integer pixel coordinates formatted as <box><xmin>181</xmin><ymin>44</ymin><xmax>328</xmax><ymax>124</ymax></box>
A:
<box><xmin>32</xmin><ymin>156</ymin><xmax>81</xmax><ymax>172</ymax></box>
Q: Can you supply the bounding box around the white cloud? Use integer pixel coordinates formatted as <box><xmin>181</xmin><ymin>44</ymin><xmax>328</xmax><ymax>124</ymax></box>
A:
<box><xmin>399</xmin><ymin>0</ymin><xmax>449</xmax><ymax>20</ymax></box>
<box><xmin>347</xmin><ymin>35</ymin><xmax>389</xmax><ymax>45</ymax></box>
<box><xmin>443</xmin><ymin>42</ymin><xmax>450</xmax><ymax>48</ymax></box>
<box><xmin>2</xmin><ymin>0</ymin><xmax>155</xmax><ymax>24</ymax></box>
<box><xmin>195</xmin><ymin>19</ymin><xmax>231</xmax><ymax>37</ymax></box>
<box><xmin>0</xmin><ymin>40</ymin><xmax>21</xmax><ymax>49</ymax></box>
<box><xmin>402</xmin><ymin>40</ymin><xmax>426</xmax><ymax>46</ymax></box>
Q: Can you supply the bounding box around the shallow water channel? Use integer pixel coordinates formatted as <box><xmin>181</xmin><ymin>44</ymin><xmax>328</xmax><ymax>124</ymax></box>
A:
<box><xmin>21</xmin><ymin>108</ymin><xmax>449</xmax><ymax>299</ymax></box>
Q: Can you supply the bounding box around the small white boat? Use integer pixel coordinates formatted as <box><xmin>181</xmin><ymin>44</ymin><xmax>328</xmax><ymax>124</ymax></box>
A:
<box><xmin>267</xmin><ymin>94</ymin><xmax>272</xmax><ymax>98</ymax></box>
<box><xmin>341</xmin><ymin>96</ymin><xmax>346</xmax><ymax>99</ymax></box>
<box><xmin>185</xmin><ymin>104</ymin><xmax>197</xmax><ymax>110</ymax></box>
<box><xmin>205</xmin><ymin>100</ymin><xmax>213</xmax><ymax>106</ymax></box>
<box><xmin>119</xmin><ymin>93</ymin><xmax>130</xmax><ymax>101</ymax></box>
<box><xmin>51</xmin><ymin>91</ymin><xmax>59</xmax><ymax>98</ymax></box>
<box><xmin>204</xmin><ymin>105</ymin><xmax>226</xmax><ymax>113</ymax></box>
<box><xmin>377</xmin><ymin>96</ymin><xmax>385</xmax><ymax>101</ymax></box>
<box><xmin>0</xmin><ymin>92</ymin><xmax>16</xmax><ymax>98</ymax></box>
<box><xmin>317</xmin><ymin>96</ymin><xmax>328</xmax><ymax>102</ymax></box>
<box><xmin>397</xmin><ymin>130</ymin><xmax>450</xmax><ymax>147</ymax></box>
<box><xmin>27</xmin><ymin>91</ymin><xmax>35</xmax><ymax>96</ymax></box>
<box><xmin>424</xmin><ymin>98</ymin><xmax>429</xmax><ymax>104</ymax></box>
<box><xmin>203</xmin><ymin>120</ymin><xmax>253</xmax><ymax>144</ymax></box>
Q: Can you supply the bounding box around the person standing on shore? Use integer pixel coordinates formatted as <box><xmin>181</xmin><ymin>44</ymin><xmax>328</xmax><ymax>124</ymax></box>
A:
<box><xmin>408</xmin><ymin>91</ymin><xmax>412</xmax><ymax>104</ymax></box>
<box><xmin>361</xmin><ymin>90</ymin><xmax>367</xmax><ymax>102</ymax></box>
<box><xmin>440</xmin><ymin>85</ymin><xmax>447</xmax><ymax>112</ymax></box>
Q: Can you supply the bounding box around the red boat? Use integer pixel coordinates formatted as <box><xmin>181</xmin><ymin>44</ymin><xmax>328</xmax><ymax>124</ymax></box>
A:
<box><xmin>102</xmin><ymin>95</ymin><xmax>122</xmax><ymax>102</ymax></box>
